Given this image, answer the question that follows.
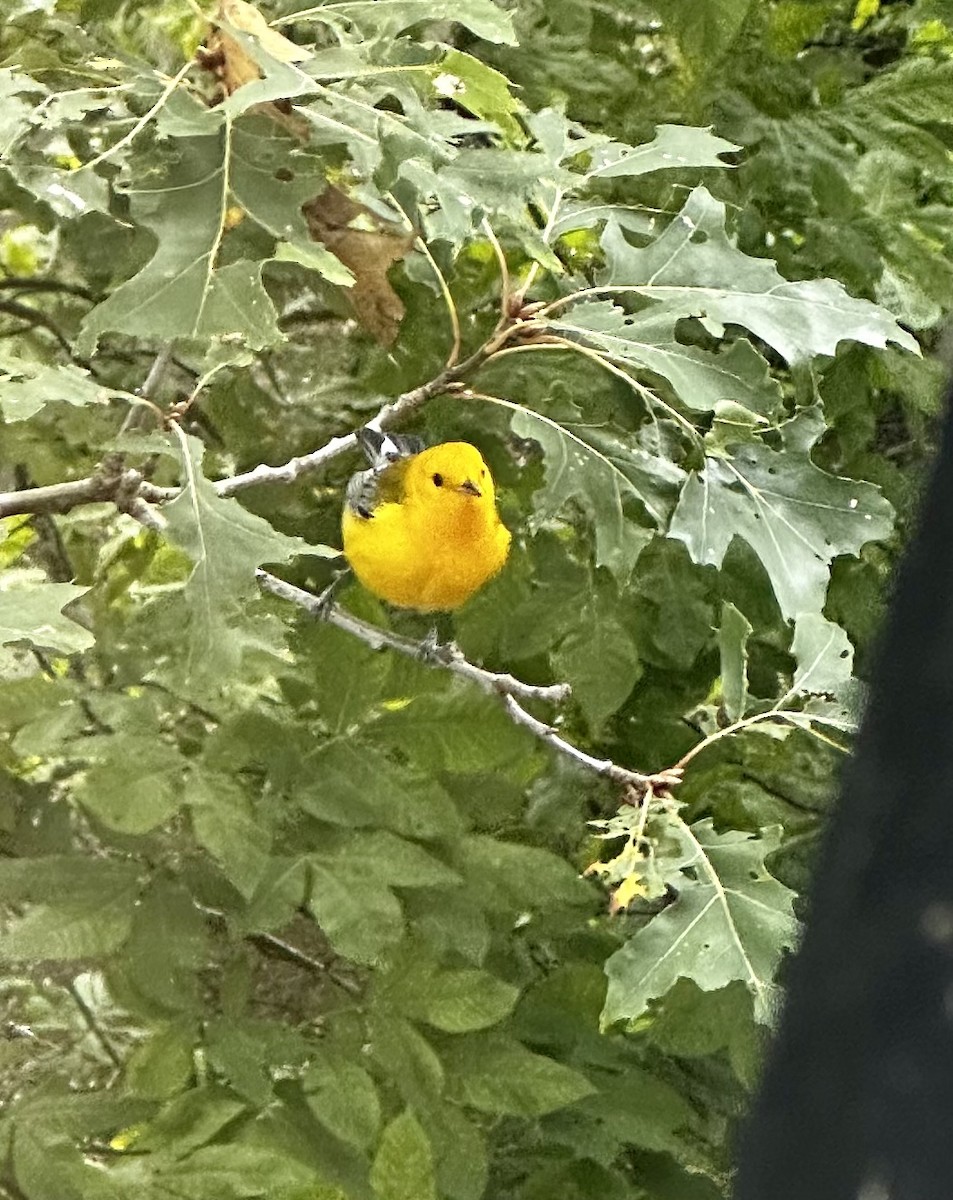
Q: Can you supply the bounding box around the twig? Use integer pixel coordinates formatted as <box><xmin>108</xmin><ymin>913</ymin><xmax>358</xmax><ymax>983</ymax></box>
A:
<box><xmin>0</xmin><ymin>466</ymin><xmax>156</xmax><ymax>521</ymax></box>
<box><xmin>65</xmin><ymin>978</ymin><xmax>123</xmax><ymax>1069</ymax></box>
<box><xmin>0</xmin><ymin>279</ymin><xmax>97</xmax><ymax>301</ymax></box>
<box><xmin>501</xmin><ymin>695</ymin><xmax>681</xmax><ymax>792</ymax></box>
<box><xmin>673</xmin><ymin>707</ymin><xmax>850</xmax><ymax>773</ymax></box>
<box><xmin>139</xmin><ymin>346</ymin><xmax>173</xmax><ymax>404</ymax></box>
<box><xmin>0</xmin><ymin>310</ymin><xmax>515</xmax><ymax>514</ymax></box>
<box><xmin>216</xmin><ymin>348</ymin><xmax>485</xmax><ymax>495</ymax></box>
<box><xmin>256</xmin><ymin>569</ymin><xmax>571</xmax><ymax>706</ymax></box>
<box><xmin>0</xmin><ymin>298</ymin><xmax>79</xmax><ymax>360</ymax></box>
<box><xmin>482</xmin><ymin>216</ymin><xmax>511</xmax><ymax>325</ymax></box>
<box><xmin>194</xmin><ymin>901</ymin><xmax>362</xmax><ymax>995</ymax></box>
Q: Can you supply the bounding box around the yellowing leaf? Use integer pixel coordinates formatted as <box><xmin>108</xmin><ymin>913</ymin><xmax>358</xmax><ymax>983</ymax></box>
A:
<box><xmin>852</xmin><ymin>0</ymin><xmax>880</xmax><ymax>31</ymax></box>
<box><xmin>610</xmin><ymin>873</ymin><xmax>649</xmax><ymax>913</ymax></box>
<box><xmin>109</xmin><ymin>1124</ymin><xmax>145</xmax><ymax>1152</ymax></box>
<box><xmin>209</xmin><ymin>0</ymin><xmax>311</xmax><ymax>97</ymax></box>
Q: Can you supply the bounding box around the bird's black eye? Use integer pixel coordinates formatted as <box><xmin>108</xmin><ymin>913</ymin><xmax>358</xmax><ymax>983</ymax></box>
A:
<box><xmin>432</xmin><ymin>473</ymin><xmax>444</xmax><ymax>487</ymax></box>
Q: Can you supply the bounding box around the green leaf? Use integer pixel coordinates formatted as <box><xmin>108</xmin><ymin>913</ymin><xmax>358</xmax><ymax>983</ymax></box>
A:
<box><xmin>187</xmin><ymin>773</ymin><xmax>271</xmax><ymax>898</ymax></box>
<box><xmin>119</xmin><ymin>879</ymin><xmax>208</xmax><ymax>1014</ymax></box>
<box><xmin>308</xmin><ymin>860</ymin><xmax>404</xmax><ymax>964</ymax></box>
<box><xmin>370</xmin><ymin>1110</ymin><xmax>437</xmax><ymax>1200</ymax></box>
<box><xmin>367</xmin><ymin>1013</ymin><xmax>445</xmax><ymax>1109</ymax></box>
<box><xmin>125</xmin><ymin>1023</ymin><xmax>196</xmax><ymax>1101</ymax></box>
<box><xmin>311</xmin><ymin>0</ymin><xmax>518</xmax><ymax>44</ymax></box>
<box><xmin>553</xmin><ymin>303</ymin><xmax>782</xmax><ymax>418</ymax></box>
<box><xmin>586</xmin><ymin>124</ymin><xmax>739</xmax><ymax>179</ymax></box>
<box><xmin>305</xmin><ymin>1055</ymin><xmax>381</xmax><ymax>1151</ymax></box>
<box><xmin>423</xmin><ymin>1106</ymin><xmax>487</xmax><ymax>1200</ymax></box>
<box><xmin>373</xmin><ymin>689</ymin><xmax>534</xmax><ymax>774</ymax></box>
<box><xmin>719</xmin><ymin>602</ymin><xmax>752</xmax><ymax>722</ymax></box>
<box><xmin>273</xmin><ymin>240</ymin><xmax>355</xmax><ymax>285</ymax></box>
<box><xmin>446</xmin><ymin>1035</ymin><xmax>595</xmax><ymax>1116</ymax></box>
<box><xmin>791</xmin><ymin>612</ymin><xmax>854</xmax><ymax>697</ymax></box>
<box><xmin>420</xmin><ymin>968</ymin><xmax>519</xmax><ymax>1033</ymax></box>
<box><xmin>79</xmin><ymin>121</ymin><xmax>342</xmax><ymax>351</ymax></box>
<box><xmin>599</xmin><ymin>187</ymin><xmax>918</xmax><ymax>363</ymax></box>
<box><xmin>77</xmin><ymin>736</ymin><xmax>186</xmax><ymax>834</ymax></box>
<box><xmin>0</xmin><ymin>576</ymin><xmax>93</xmax><ymax>653</ymax></box>
<box><xmin>0</xmin><ymin>357</ymin><xmax>123</xmax><ymax>422</ymax></box>
<box><xmin>163</xmin><ymin>430</ymin><xmax>328</xmax><ymax>681</ymax></box>
<box><xmin>307</xmin><ymin>831</ymin><xmax>457</xmax><ymax>963</ymax></box>
<box><xmin>0</xmin><ymin>859</ymin><xmax>139</xmax><ymax>961</ymax></box>
<box><xmin>669</xmin><ymin>410</ymin><xmax>895</xmax><ymax>619</ymax></box>
<box><xmin>300</xmin><ymin>740</ymin><xmax>463</xmax><ymax>842</ymax></box>
<box><xmin>554</xmin><ymin>589</ymin><xmax>641</xmax><ymax>730</ymax></box>
<box><xmin>603</xmin><ymin>819</ymin><xmax>797</xmax><ymax>1026</ymax></box>
<box><xmin>436</xmin><ymin>50</ymin><xmax>523</xmax><ymax>143</ymax></box>
<box><xmin>664</xmin><ymin>0</ymin><xmax>755</xmax><ymax>64</ymax></box>
<box><xmin>459</xmin><ymin>836</ymin><xmax>593</xmax><ymax>912</ymax></box>
<box><xmin>507</xmin><ymin>402</ymin><xmax>662</xmax><ymax>578</ymax></box>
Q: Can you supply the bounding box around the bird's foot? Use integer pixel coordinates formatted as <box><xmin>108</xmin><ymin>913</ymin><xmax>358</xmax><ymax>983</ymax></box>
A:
<box><xmin>312</xmin><ymin>569</ymin><xmax>349</xmax><ymax>618</ymax></box>
<box><xmin>416</xmin><ymin>628</ymin><xmax>458</xmax><ymax>665</ymax></box>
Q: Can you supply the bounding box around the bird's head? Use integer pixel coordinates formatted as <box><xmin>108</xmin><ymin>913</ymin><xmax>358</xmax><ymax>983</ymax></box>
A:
<box><xmin>404</xmin><ymin>442</ymin><xmax>495</xmax><ymax>508</ymax></box>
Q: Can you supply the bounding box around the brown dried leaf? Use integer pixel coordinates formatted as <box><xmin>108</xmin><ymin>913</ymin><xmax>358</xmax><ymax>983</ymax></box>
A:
<box><xmin>303</xmin><ymin>187</ymin><xmax>415</xmax><ymax>346</ymax></box>
<box><xmin>205</xmin><ymin>0</ymin><xmax>310</xmax><ymax>97</ymax></box>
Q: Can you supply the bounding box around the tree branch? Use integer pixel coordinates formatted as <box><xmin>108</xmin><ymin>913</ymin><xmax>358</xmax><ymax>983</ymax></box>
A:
<box><xmin>256</xmin><ymin>569</ymin><xmax>570</xmax><ymax>706</ymax></box>
<box><xmin>0</xmin><ymin>308</ymin><xmax>527</xmax><ymax>518</ymax></box>
<box><xmin>0</xmin><ymin>278</ymin><xmax>97</xmax><ymax>302</ymax></box>
<box><xmin>501</xmin><ymin>694</ymin><xmax>682</xmax><ymax>794</ymax></box>
<box><xmin>0</xmin><ymin>298</ymin><xmax>80</xmax><ymax>360</ymax></box>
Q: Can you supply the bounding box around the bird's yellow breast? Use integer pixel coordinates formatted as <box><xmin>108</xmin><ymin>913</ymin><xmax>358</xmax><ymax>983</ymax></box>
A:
<box><xmin>341</xmin><ymin>444</ymin><xmax>511</xmax><ymax>612</ymax></box>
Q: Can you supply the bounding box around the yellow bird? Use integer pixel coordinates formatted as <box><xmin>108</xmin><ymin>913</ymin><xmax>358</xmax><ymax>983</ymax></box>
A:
<box><xmin>341</xmin><ymin>429</ymin><xmax>511</xmax><ymax>612</ymax></box>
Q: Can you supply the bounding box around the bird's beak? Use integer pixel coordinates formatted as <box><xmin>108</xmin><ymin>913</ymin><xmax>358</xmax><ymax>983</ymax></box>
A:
<box><xmin>457</xmin><ymin>479</ymin><xmax>482</xmax><ymax>498</ymax></box>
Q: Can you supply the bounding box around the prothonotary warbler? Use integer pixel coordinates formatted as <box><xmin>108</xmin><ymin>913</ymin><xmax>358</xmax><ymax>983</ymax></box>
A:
<box><xmin>341</xmin><ymin>428</ymin><xmax>511</xmax><ymax>611</ymax></box>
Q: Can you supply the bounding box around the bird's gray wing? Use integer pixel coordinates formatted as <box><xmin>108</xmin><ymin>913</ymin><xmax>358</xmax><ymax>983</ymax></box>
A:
<box><xmin>357</xmin><ymin>426</ymin><xmax>425</xmax><ymax>468</ymax></box>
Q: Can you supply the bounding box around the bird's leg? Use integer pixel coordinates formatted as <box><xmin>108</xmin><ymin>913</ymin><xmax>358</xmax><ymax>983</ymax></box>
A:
<box><xmin>417</xmin><ymin>626</ymin><xmax>445</xmax><ymax>662</ymax></box>
<box><xmin>312</xmin><ymin>568</ymin><xmax>350</xmax><ymax>619</ymax></box>
<box><xmin>416</xmin><ymin>618</ymin><xmax>458</xmax><ymax>665</ymax></box>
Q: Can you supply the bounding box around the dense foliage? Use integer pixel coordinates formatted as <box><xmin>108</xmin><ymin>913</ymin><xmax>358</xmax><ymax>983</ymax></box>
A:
<box><xmin>0</xmin><ymin>1</ymin><xmax>948</xmax><ymax>1197</ymax></box>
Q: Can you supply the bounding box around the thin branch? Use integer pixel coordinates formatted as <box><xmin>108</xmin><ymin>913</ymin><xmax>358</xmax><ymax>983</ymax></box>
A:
<box><xmin>502</xmin><ymin>695</ymin><xmax>681</xmax><ymax>792</ymax></box>
<box><xmin>0</xmin><ymin>298</ymin><xmax>79</xmax><ymax>360</ymax></box>
<box><xmin>0</xmin><ymin>300</ymin><xmax>524</xmax><ymax>519</ymax></box>
<box><xmin>673</xmin><ymin>707</ymin><xmax>850</xmax><ymax>773</ymax></box>
<box><xmin>139</xmin><ymin>346</ymin><xmax>174</xmax><ymax>403</ymax></box>
<box><xmin>387</xmin><ymin>190</ymin><xmax>461</xmax><ymax>369</ymax></box>
<box><xmin>65</xmin><ymin>979</ymin><xmax>123</xmax><ymax>1069</ymax></box>
<box><xmin>0</xmin><ymin>278</ymin><xmax>97</xmax><ymax>301</ymax></box>
<box><xmin>256</xmin><ymin>569</ymin><xmax>571</xmax><ymax>705</ymax></box>
<box><xmin>482</xmin><ymin>215</ymin><xmax>511</xmax><ymax>325</ymax></box>
<box><xmin>216</xmin><ymin>348</ymin><xmax>484</xmax><ymax>495</ymax></box>
<box><xmin>194</xmin><ymin>902</ymin><xmax>362</xmax><ymax>995</ymax></box>
<box><xmin>518</xmin><ymin>186</ymin><xmax>564</xmax><ymax>301</ymax></box>
<box><xmin>0</xmin><ymin>466</ymin><xmax>167</xmax><ymax>526</ymax></box>
<box><xmin>0</xmin><ymin>473</ymin><xmax>122</xmax><ymax>519</ymax></box>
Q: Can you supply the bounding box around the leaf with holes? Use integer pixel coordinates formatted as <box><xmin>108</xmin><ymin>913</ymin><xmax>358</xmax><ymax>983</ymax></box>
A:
<box><xmin>668</xmin><ymin>409</ymin><xmax>895</xmax><ymax>619</ymax></box>
<box><xmin>792</xmin><ymin>612</ymin><xmax>855</xmax><ymax>698</ymax></box>
<box><xmin>507</xmin><ymin>402</ymin><xmax>681</xmax><ymax>579</ymax></box>
<box><xmin>603</xmin><ymin>818</ymin><xmax>797</xmax><ymax>1027</ymax></box>
<box><xmin>79</xmin><ymin>122</ymin><xmax>349</xmax><ymax>351</ymax></box>
<box><xmin>586</xmin><ymin>123</ymin><xmax>739</xmax><ymax>180</ymax></box>
<box><xmin>552</xmin><ymin>302</ymin><xmax>782</xmax><ymax>418</ymax></box>
<box><xmin>597</xmin><ymin>187</ymin><xmax>918</xmax><ymax>364</ymax></box>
